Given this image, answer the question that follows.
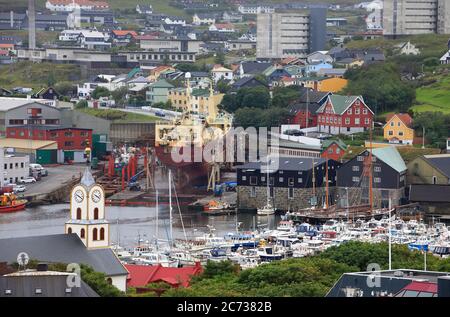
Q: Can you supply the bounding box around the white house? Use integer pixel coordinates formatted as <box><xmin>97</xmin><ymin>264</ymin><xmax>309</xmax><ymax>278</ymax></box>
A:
<box><xmin>209</xmin><ymin>23</ymin><xmax>235</xmax><ymax>33</ymax></box>
<box><xmin>211</xmin><ymin>65</ymin><xmax>233</xmax><ymax>83</ymax></box>
<box><xmin>192</xmin><ymin>13</ymin><xmax>216</xmax><ymax>25</ymax></box>
<box><xmin>237</xmin><ymin>5</ymin><xmax>274</xmax><ymax>14</ymax></box>
<box><xmin>136</xmin><ymin>4</ymin><xmax>153</xmax><ymax>15</ymax></box>
<box><xmin>163</xmin><ymin>16</ymin><xmax>186</xmax><ymax>26</ymax></box>
<box><xmin>397</xmin><ymin>42</ymin><xmax>420</xmax><ymax>56</ymax></box>
<box><xmin>59</xmin><ymin>29</ymin><xmax>83</xmax><ymax>42</ymax></box>
<box><xmin>0</xmin><ymin>148</ymin><xmax>29</xmax><ymax>187</ymax></box>
<box><xmin>46</xmin><ymin>0</ymin><xmax>109</xmax><ymax>12</ymax></box>
<box><xmin>77</xmin><ymin>30</ymin><xmax>110</xmax><ymax>50</ymax></box>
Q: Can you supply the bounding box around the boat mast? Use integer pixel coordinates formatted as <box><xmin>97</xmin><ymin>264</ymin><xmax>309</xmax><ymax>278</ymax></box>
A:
<box><xmin>169</xmin><ymin>169</ymin><xmax>173</xmax><ymax>248</ymax></box>
<box><xmin>325</xmin><ymin>153</ymin><xmax>329</xmax><ymax>209</ymax></box>
<box><xmin>266</xmin><ymin>159</ymin><xmax>270</xmax><ymax>206</ymax></box>
<box><xmin>155</xmin><ymin>189</ymin><xmax>159</xmax><ymax>251</ymax></box>
<box><xmin>369</xmin><ymin>118</ymin><xmax>373</xmax><ymax>212</ymax></box>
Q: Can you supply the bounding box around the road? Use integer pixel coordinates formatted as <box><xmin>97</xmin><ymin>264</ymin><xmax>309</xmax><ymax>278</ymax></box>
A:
<box><xmin>22</xmin><ymin>165</ymin><xmax>89</xmax><ymax>196</ymax></box>
<box><xmin>99</xmin><ymin>106</ymin><xmax>180</xmax><ymax>121</ymax></box>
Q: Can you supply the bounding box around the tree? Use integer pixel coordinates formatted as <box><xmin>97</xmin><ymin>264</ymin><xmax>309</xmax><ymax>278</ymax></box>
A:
<box><xmin>216</xmin><ymin>79</ymin><xmax>231</xmax><ymax>94</ymax></box>
<box><xmin>236</xmin><ymin>87</ymin><xmax>270</xmax><ymax>109</ymax></box>
<box><xmin>54</xmin><ymin>81</ymin><xmax>74</xmax><ymax>97</ymax></box>
<box><xmin>111</xmin><ymin>86</ymin><xmax>128</xmax><ymax>106</ymax></box>
<box><xmin>75</xmin><ymin>100</ymin><xmax>88</xmax><ymax>109</ymax></box>
<box><xmin>343</xmin><ymin>63</ymin><xmax>416</xmax><ymax>113</ymax></box>
<box><xmin>413</xmin><ymin>112</ymin><xmax>450</xmax><ymax>148</ymax></box>
<box><xmin>271</xmin><ymin>86</ymin><xmax>301</xmax><ymax>108</ymax></box>
<box><xmin>214</xmin><ymin>52</ymin><xmax>226</xmax><ymax>65</ymax></box>
<box><xmin>91</xmin><ymin>86</ymin><xmax>110</xmax><ymax>100</ymax></box>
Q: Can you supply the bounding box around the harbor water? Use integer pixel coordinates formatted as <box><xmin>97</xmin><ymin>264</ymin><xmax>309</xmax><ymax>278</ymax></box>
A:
<box><xmin>0</xmin><ymin>205</ymin><xmax>281</xmax><ymax>248</ymax></box>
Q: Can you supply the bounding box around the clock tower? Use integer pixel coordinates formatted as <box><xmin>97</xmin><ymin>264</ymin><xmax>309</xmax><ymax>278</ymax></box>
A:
<box><xmin>65</xmin><ymin>168</ymin><xmax>109</xmax><ymax>249</ymax></box>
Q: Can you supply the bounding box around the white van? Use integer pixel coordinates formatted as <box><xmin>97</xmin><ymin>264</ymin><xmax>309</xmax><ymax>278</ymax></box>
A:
<box><xmin>29</xmin><ymin>163</ymin><xmax>48</xmax><ymax>177</ymax></box>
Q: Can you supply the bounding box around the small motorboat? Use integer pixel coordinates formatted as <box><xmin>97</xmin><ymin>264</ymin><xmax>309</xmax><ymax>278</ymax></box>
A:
<box><xmin>257</xmin><ymin>202</ymin><xmax>276</xmax><ymax>216</ymax></box>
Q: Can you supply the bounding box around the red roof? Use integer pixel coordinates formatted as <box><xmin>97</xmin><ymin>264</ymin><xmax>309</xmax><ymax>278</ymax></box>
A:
<box><xmin>125</xmin><ymin>263</ymin><xmax>202</xmax><ymax>288</ymax></box>
<box><xmin>387</xmin><ymin>113</ymin><xmax>413</xmax><ymax>128</ymax></box>
<box><xmin>402</xmin><ymin>281</ymin><xmax>437</xmax><ymax>293</ymax></box>
<box><xmin>112</xmin><ymin>30</ymin><xmax>138</xmax><ymax>37</ymax></box>
<box><xmin>135</xmin><ymin>34</ymin><xmax>157</xmax><ymax>41</ymax></box>
<box><xmin>0</xmin><ymin>44</ymin><xmax>14</xmax><ymax>49</ymax></box>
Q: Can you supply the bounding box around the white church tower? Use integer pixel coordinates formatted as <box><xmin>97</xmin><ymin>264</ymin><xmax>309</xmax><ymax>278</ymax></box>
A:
<box><xmin>65</xmin><ymin>168</ymin><xmax>109</xmax><ymax>249</ymax></box>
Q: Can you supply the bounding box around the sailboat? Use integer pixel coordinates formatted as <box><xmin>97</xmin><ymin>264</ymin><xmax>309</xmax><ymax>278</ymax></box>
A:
<box><xmin>257</xmin><ymin>159</ymin><xmax>276</xmax><ymax>216</ymax></box>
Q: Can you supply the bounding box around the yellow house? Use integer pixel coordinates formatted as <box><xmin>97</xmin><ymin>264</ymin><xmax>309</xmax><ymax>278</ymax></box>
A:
<box><xmin>168</xmin><ymin>87</ymin><xmax>224</xmax><ymax>116</ymax></box>
<box><xmin>318</xmin><ymin>77</ymin><xmax>348</xmax><ymax>93</ymax></box>
<box><xmin>383</xmin><ymin>113</ymin><xmax>414</xmax><ymax>145</ymax></box>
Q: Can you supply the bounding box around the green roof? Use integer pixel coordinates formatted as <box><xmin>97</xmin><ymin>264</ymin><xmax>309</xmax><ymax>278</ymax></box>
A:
<box><xmin>322</xmin><ymin>139</ymin><xmax>347</xmax><ymax>151</ymax></box>
<box><xmin>191</xmin><ymin>88</ymin><xmax>210</xmax><ymax>97</ymax></box>
<box><xmin>151</xmin><ymin>79</ymin><xmax>174</xmax><ymax>89</ymax></box>
<box><xmin>372</xmin><ymin>146</ymin><xmax>407</xmax><ymax>173</ymax></box>
<box><xmin>325</xmin><ymin>95</ymin><xmax>361</xmax><ymax>114</ymax></box>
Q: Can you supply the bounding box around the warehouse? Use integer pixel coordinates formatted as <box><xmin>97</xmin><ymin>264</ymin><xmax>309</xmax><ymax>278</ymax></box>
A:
<box><xmin>0</xmin><ymin>138</ymin><xmax>57</xmax><ymax>165</ymax></box>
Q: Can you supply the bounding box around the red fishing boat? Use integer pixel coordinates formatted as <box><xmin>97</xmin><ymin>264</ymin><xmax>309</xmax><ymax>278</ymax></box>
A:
<box><xmin>0</xmin><ymin>192</ymin><xmax>27</xmax><ymax>213</ymax></box>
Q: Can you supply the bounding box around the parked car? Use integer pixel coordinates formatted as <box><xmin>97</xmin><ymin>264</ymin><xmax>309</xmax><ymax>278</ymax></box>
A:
<box><xmin>19</xmin><ymin>177</ymin><xmax>36</xmax><ymax>184</ymax></box>
<box><xmin>13</xmin><ymin>185</ymin><xmax>26</xmax><ymax>193</ymax></box>
<box><xmin>155</xmin><ymin>110</ymin><xmax>166</xmax><ymax>117</ymax></box>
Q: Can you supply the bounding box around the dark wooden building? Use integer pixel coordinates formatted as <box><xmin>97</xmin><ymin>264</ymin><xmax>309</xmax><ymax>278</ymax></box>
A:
<box><xmin>337</xmin><ymin>147</ymin><xmax>407</xmax><ymax>208</ymax></box>
<box><xmin>237</xmin><ymin>156</ymin><xmax>341</xmax><ymax>211</ymax></box>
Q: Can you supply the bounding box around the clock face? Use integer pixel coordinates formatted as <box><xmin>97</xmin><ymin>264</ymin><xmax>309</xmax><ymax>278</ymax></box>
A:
<box><xmin>92</xmin><ymin>189</ymin><xmax>102</xmax><ymax>203</ymax></box>
<box><xmin>74</xmin><ymin>190</ymin><xmax>84</xmax><ymax>203</ymax></box>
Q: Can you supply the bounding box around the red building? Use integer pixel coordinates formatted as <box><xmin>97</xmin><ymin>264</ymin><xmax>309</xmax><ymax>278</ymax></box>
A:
<box><xmin>286</xmin><ymin>89</ymin><xmax>330</xmax><ymax>128</ymax></box>
<box><xmin>317</xmin><ymin>95</ymin><xmax>374</xmax><ymax>135</ymax></box>
<box><xmin>321</xmin><ymin>139</ymin><xmax>347</xmax><ymax>161</ymax></box>
<box><xmin>6</xmin><ymin>126</ymin><xmax>92</xmax><ymax>151</ymax></box>
<box><xmin>125</xmin><ymin>263</ymin><xmax>203</xmax><ymax>290</ymax></box>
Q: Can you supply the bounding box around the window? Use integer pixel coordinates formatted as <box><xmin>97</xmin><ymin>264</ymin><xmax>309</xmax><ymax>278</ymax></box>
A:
<box><xmin>390</xmin><ymin>122</ymin><xmax>394</xmax><ymax>127</ymax></box>
<box><xmin>64</xmin><ymin>131</ymin><xmax>73</xmax><ymax>137</ymax></box>
<box><xmin>432</xmin><ymin>176</ymin><xmax>437</xmax><ymax>184</ymax></box>
<box><xmin>355</xmin><ymin>118</ymin><xmax>360</xmax><ymax>125</ymax></box>
<box><xmin>345</xmin><ymin>118</ymin><xmax>350</xmax><ymax>125</ymax></box>
<box><xmin>242</xmin><ymin>175</ymin><xmax>246</xmax><ymax>181</ymax></box>
<box><xmin>352</xmin><ymin>176</ymin><xmax>360</xmax><ymax>182</ymax></box>
<box><xmin>352</xmin><ymin>166</ymin><xmax>360</xmax><ymax>172</ymax></box>
<box><xmin>80</xmin><ymin>131</ymin><xmax>88</xmax><ymax>137</ymax></box>
<box><xmin>363</xmin><ymin>108</ymin><xmax>368</xmax><ymax>115</ymax></box>
<box><xmin>355</xmin><ymin>108</ymin><xmax>360</xmax><ymax>115</ymax></box>
<box><xmin>250</xmin><ymin>176</ymin><xmax>257</xmax><ymax>185</ymax></box>
<box><xmin>357</xmin><ymin>156</ymin><xmax>364</xmax><ymax>161</ymax></box>
<box><xmin>298</xmin><ymin>178</ymin><xmax>303</xmax><ymax>183</ymax></box>
<box><xmin>389</xmin><ymin>131</ymin><xmax>394</xmax><ymax>136</ymax></box>
<box><xmin>3</xmin><ymin>164</ymin><xmax>6</xmax><ymax>170</ymax></box>
<box><xmin>347</xmin><ymin>109</ymin><xmax>352</xmax><ymax>115</ymax></box>
<box><xmin>288</xmin><ymin>188</ymin><xmax>294</xmax><ymax>199</ymax></box>
<box><xmin>374</xmin><ymin>166</ymin><xmax>381</xmax><ymax>172</ymax></box>
<box><xmin>67</xmin><ymin>227</ymin><xmax>72</xmax><ymax>234</ymax></box>
<box><xmin>64</xmin><ymin>141</ymin><xmax>74</xmax><ymax>147</ymax></box>
<box><xmin>288</xmin><ymin>178</ymin><xmax>294</xmax><ymax>186</ymax></box>
<box><xmin>399</xmin><ymin>131</ymin><xmax>404</xmax><ymax>136</ymax></box>
<box><xmin>80</xmin><ymin>229</ymin><xmax>85</xmax><ymax>238</ymax></box>
<box><xmin>365</xmin><ymin>118</ymin><xmax>370</xmax><ymax>125</ymax></box>
<box><xmin>279</xmin><ymin>177</ymin><xmax>284</xmax><ymax>182</ymax></box>
<box><xmin>20</xmin><ymin>162</ymin><xmax>24</xmax><ymax>168</ymax></box>
<box><xmin>100</xmin><ymin>228</ymin><xmax>105</xmax><ymax>240</ymax></box>
<box><xmin>374</xmin><ymin>177</ymin><xmax>381</xmax><ymax>183</ymax></box>
<box><xmin>76</xmin><ymin>208</ymin><xmax>82</xmax><ymax>220</ymax></box>
<box><xmin>94</xmin><ymin>208</ymin><xmax>99</xmax><ymax>220</ymax></box>
<box><xmin>93</xmin><ymin>228</ymin><xmax>98</xmax><ymax>241</ymax></box>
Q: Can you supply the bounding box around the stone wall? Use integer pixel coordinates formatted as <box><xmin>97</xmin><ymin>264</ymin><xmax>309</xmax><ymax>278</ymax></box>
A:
<box><xmin>237</xmin><ymin>185</ymin><xmax>337</xmax><ymax>211</ymax></box>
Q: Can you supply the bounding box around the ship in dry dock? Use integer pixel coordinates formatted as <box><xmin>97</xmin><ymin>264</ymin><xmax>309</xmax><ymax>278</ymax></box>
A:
<box><xmin>154</xmin><ymin>73</ymin><xmax>233</xmax><ymax>190</ymax></box>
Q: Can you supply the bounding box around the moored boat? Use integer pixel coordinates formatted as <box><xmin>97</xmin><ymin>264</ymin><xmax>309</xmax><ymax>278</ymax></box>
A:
<box><xmin>0</xmin><ymin>193</ymin><xmax>27</xmax><ymax>213</ymax></box>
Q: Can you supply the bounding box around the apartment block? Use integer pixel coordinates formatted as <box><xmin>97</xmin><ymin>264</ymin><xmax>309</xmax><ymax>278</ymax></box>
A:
<box><xmin>256</xmin><ymin>8</ymin><xmax>326</xmax><ymax>59</ymax></box>
<box><xmin>384</xmin><ymin>0</ymin><xmax>450</xmax><ymax>36</ymax></box>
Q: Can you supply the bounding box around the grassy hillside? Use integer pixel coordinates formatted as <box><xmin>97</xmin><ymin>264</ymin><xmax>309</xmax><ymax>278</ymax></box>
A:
<box><xmin>0</xmin><ymin>0</ymin><xmax>187</xmax><ymax>17</ymax></box>
<box><xmin>0</xmin><ymin>61</ymin><xmax>81</xmax><ymax>89</ymax></box>
<box><xmin>413</xmin><ymin>73</ymin><xmax>450</xmax><ymax>114</ymax></box>
<box><xmin>346</xmin><ymin>34</ymin><xmax>449</xmax><ymax>59</ymax></box>
<box><xmin>76</xmin><ymin>107</ymin><xmax>158</xmax><ymax>123</ymax></box>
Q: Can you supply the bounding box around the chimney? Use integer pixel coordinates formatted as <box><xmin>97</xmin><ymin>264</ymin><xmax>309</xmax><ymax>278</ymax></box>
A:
<box><xmin>28</xmin><ymin>0</ymin><xmax>36</xmax><ymax>50</ymax></box>
<box><xmin>36</xmin><ymin>263</ymin><xmax>48</xmax><ymax>272</ymax></box>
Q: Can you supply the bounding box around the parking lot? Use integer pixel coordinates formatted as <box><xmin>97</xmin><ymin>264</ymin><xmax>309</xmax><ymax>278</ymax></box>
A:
<box><xmin>21</xmin><ymin>164</ymin><xmax>89</xmax><ymax>196</ymax></box>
